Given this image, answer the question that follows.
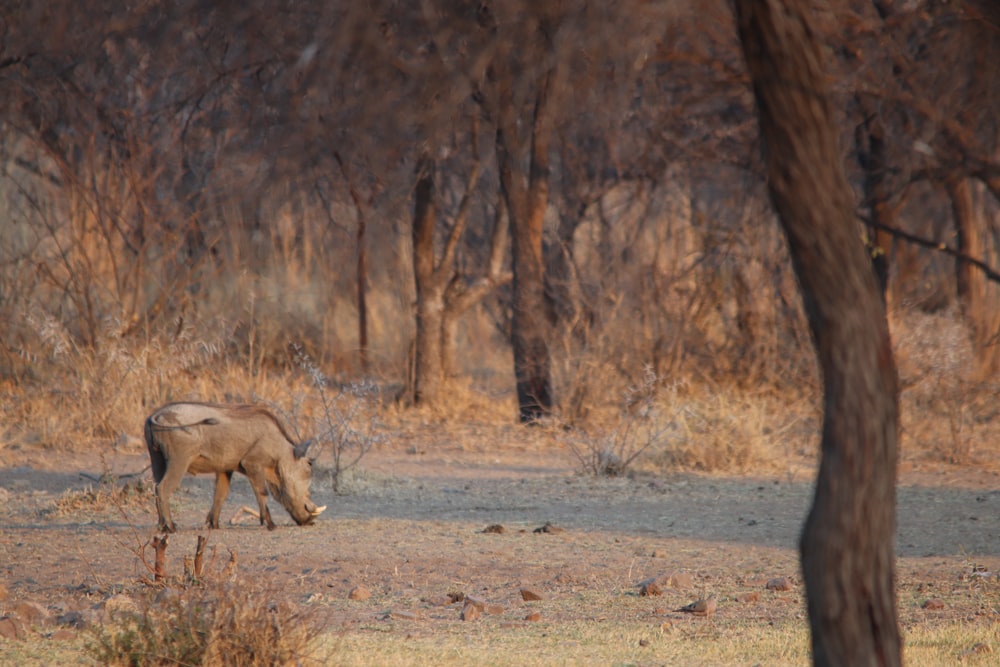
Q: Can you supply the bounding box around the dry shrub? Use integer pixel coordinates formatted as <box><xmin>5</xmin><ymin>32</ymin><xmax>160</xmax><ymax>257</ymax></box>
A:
<box><xmin>53</xmin><ymin>477</ymin><xmax>150</xmax><ymax>516</ymax></box>
<box><xmin>564</xmin><ymin>365</ymin><xmax>667</xmax><ymax>476</ymax></box>
<box><xmin>88</xmin><ymin>580</ymin><xmax>323</xmax><ymax>667</ymax></box>
<box><xmin>644</xmin><ymin>382</ymin><xmax>815</xmax><ymax>474</ymax></box>
<box><xmin>891</xmin><ymin>306</ymin><xmax>1000</xmax><ymax>465</ymax></box>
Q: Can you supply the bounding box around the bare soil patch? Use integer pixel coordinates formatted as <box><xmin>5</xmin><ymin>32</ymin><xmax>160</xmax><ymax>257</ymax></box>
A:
<box><xmin>1</xmin><ymin>435</ymin><xmax>999</xmax><ymax>663</ymax></box>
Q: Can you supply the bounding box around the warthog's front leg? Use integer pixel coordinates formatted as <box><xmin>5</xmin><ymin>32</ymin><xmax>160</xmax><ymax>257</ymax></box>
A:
<box><xmin>242</xmin><ymin>465</ymin><xmax>276</xmax><ymax>530</ymax></box>
<box><xmin>206</xmin><ymin>471</ymin><xmax>233</xmax><ymax>529</ymax></box>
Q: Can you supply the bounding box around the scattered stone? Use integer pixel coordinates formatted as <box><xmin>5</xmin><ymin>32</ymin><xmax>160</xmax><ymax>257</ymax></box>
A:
<box><xmin>348</xmin><ymin>586</ymin><xmax>372</xmax><ymax>601</ymax></box>
<box><xmin>738</xmin><ymin>591</ymin><xmax>761</xmax><ymax>603</ymax></box>
<box><xmin>446</xmin><ymin>591</ymin><xmax>466</xmax><ymax>604</ymax></box>
<box><xmin>675</xmin><ymin>597</ymin><xmax>717</xmax><ymax>617</ymax></box>
<box><xmin>486</xmin><ymin>603</ymin><xmax>505</xmax><ymax>615</ymax></box>
<box><xmin>48</xmin><ymin>629</ymin><xmax>77</xmax><ymax>642</ymax></box>
<box><xmin>639</xmin><ymin>638</ymin><xmax>650</xmax><ymax>647</ymax></box>
<box><xmin>766</xmin><ymin>577</ymin><xmax>793</xmax><ymax>591</ymax></box>
<box><xmin>663</xmin><ymin>571</ymin><xmax>694</xmax><ymax>589</ymax></box>
<box><xmin>0</xmin><ymin>616</ymin><xmax>26</xmax><ymax>640</ymax></box>
<box><xmin>520</xmin><ymin>587</ymin><xmax>545</xmax><ymax>601</ymax></box>
<box><xmin>464</xmin><ymin>595</ymin><xmax>487</xmax><ymax>610</ymax></box>
<box><xmin>389</xmin><ymin>610</ymin><xmax>420</xmax><ymax>621</ymax></box>
<box><xmin>460</xmin><ymin>601</ymin><xmax>482</xmax><ymax>622</ymax></box>
<box><xmin>482</xmin><ymin>524</ymin><xmax>505</xmax><ymax>534</ymax></box>
<box><xmin>0</xmin><ymin>580</ymin><xmax>8</xmax><ymax>602</ymax></box>
<box><xmin>533</xmin><ymin>522</ymin><xmax>565</xmax><ymax>534</ymax></box>
<box><xmin>524</xmin><ymin>611</ymin><xmax>542</xmax><ymax>622</ymax></box>
<box><xmin>12</xmin><ymin>601</ymin><xmax>50</xmax><ymax>626</ymax></box>
<box><xmin>922</xmin><ymin>598</ymin><xmax>946</xmax><ymax>610</ymax></box>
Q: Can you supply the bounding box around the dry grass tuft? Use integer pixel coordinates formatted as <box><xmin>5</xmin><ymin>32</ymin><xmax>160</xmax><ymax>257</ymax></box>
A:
<box><xmin>87</xmin><ymin>579</ymin><xmax>325</xmax><ymax>666</ymax></box>
<box><xmin>53</xmin><ymin>477</ymin><xmax>150</xmax><ymax>515</ymax></box>
<box><xmin>644</xmin><ymin>382</ymin><xmax>817</xmax><ymax>475</ymax></box>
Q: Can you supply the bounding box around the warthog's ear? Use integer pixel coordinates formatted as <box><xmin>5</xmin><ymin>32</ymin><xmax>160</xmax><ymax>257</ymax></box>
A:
<box><xmin>293</xmin><ymin>439</ymin><xmax>316</xmax><ymax>461</ymax></box>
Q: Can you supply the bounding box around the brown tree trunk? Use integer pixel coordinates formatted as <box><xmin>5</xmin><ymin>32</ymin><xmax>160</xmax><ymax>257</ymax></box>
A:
<box><xmin>412</xmin><ymin>153</ymin><xmax>446</xmax><ymax>405</ymax></box>
<box><xmin>948</xmin><ymin>178</ymin><xmax>1000</xmax><ymax>380</ymax></box>
<box><xmin>334</xmin><ymin>153</ymin><xmax>369</xmax><ymax>372</ymax></box>
<box><xmin>495</xmin><ymin>42</ymin><xmax>558</xmax><ymax>423</ymax></box>
<box><xmin>410</xmin><ymin>130</ymin><xmax>503</xmax><ymax>406</ymax></box>
<box><xmin>734</xmin><ymin>2</ymin><xmax>901</xmax><ymax>666</ymax></box>
<box><xmin>497</xmin><ymin>77</ymin><xmax>555</xmax><ymax>421</ymax></box>
<box><xmin>441</xmin><ymin>194</ymin><xmax>511</xmax><ymax>377</ymax></box>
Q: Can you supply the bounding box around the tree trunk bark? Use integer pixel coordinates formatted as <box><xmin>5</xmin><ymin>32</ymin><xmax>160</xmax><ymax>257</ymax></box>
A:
<box><xmin>412</xmin><ymin>153</ymin><xmax>446</xmax><ymax>405</ymax></box>
<box><xmin>497</xmin><ymin>72</ymin><xmax>556</xmax><ymax>423</ymax></box>
<box><xmin>734</xmin><ymin>2</ymin><xmax>901</xmax><ymax>666</ymax></box>
<box><xmin>949</xmin><ymin>178</ymin><xmax>1000</xmax><ymax>380</ymax></box>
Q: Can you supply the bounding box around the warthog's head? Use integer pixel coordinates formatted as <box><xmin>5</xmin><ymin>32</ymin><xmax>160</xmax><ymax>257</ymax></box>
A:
<box><xmin>269</xmin><ymin>440</ymin><xmax>326</xmax><ymax>526</ymax></box>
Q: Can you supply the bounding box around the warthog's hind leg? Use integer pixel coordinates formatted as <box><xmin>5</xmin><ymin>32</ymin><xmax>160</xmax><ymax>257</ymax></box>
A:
<box><xmin>206</xmin><ymin>471</ymin><xmax>233</xmax><ymax>529</ymax></box>
<box><xmin>154</xmin><ymin>458</ymin><xmax>191</xmax><ymax>533</ymax></box>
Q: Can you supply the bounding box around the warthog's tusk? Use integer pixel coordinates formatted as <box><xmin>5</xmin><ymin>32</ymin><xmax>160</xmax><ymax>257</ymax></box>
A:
<box><xmin>311</xmin><ymin>505</ymin><xmax>327</xmax><ymax>516</ymax></box>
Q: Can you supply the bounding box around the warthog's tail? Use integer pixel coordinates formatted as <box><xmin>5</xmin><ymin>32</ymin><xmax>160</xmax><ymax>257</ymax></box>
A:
<box><xmin>144</xmin><ymin>415</ymin><xmax>167</xmax><ymax>483</ymax></box>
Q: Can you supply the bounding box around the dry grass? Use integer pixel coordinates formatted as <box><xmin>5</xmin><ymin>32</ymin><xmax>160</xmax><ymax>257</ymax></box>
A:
<box><xmin>316</xmin><ymin>614</ymin><xmax>998</xmax><ymax>667</ymax></box>
<box><xmin>52</xmin><ymin>477</ymin><xmax>150</xmax><ymax>516</ymax></box>
<box><xmin>87</xmin><ymin>580</ymin><xmax>325</xmax><ymax>667</ymax></box>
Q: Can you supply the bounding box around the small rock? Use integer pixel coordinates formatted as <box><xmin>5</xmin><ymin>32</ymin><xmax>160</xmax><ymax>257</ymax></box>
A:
<box><xmin>446</xmin><ymin>591</ymin><xmax>466</xmax><ymax>603</ymax></box>
<box><xmin>0</xmin><ymin>580</ymin><xmax>8</xmax><ymax>602</ymax></box>
<box><xmin>766</xmin><ymin>577</ymin><xmax>793</xmax><ymax>591</ymax></box>
<box><xmin>482</xmin><ymin>524</ymin><xmax>505</xmax><ymax>534</ymax></box>
<box><xmin>639</xmin><ymin>638</ymin><xmax>650</xmax><ymax>647</ymax></box>
<box><xmin>12</xmin><ymin>601</ymin><xmax>50</xmax><ymax>626</ymax></box>
<box><xmin>520</xmin><ymin>587</ymin><xmax>545</xmax><ymax>601</ymax></box>
<box><xmin>533</xmin><ymin>522</ymin><xmax>565</xmax><ymax>534</ymax></box>
<box><xmin>486</xmin><ymin>604</ymin><xmax>505</xmax><ymax>615</ymax></box>
<box><xmin>48</xmin><ymin>629</ymin><xmax>77</xmax><ymax>642</ymax></box>
<box><xmin>389</xmin><ymin>610</ymin><xmax>420</xmax><ymax>621</ymax></box>
<box><xmin>664</xmin><ymin>571</ymin><xmax>694</xmax><ymax>589</ymax></box>
<box><xmin>524</xmin><ymin>611</ymin><xmax>542</xmax><ymax>622</ymax></box>
<box><xmin>460</xmin><ymin>601</ymin><xmax>482</xmax><ymax>622</ymax></box>
<box><xmin>348</xmin><ymin>586</ymin><xmax>372</xmax><ymax>601</ymax></box>
<box><xmin>922</xmin><ymin>598</ymin><xmax>946</xmax><ymax>610</ymax></box>
<box><xmin>0</xmin><ymin>616</ymin><xmax>26</xmax><ymax>640</ymax></box>
<box><xmin>738</xmin><ymin>591</ymin><xmax>761</xmax><ymax>603</ymax></box>
<box><xmin>464</xmin><ymin>595</ymin><xmax>487</xmax><ymax>610</ymax></box>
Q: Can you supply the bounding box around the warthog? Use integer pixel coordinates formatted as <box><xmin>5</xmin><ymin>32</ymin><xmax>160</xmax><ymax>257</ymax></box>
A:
<box><xmin>144</xmin><ymin>402</ymin><xmax>326</xmax><ymax>532</ymax></box>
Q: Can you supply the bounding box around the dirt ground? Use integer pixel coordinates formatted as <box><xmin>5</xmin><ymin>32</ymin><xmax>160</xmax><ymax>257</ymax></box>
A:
<box><xmin>1</xmin><ymin>433</ymin><xmax>999</xmax><ymax>662</ymax></box>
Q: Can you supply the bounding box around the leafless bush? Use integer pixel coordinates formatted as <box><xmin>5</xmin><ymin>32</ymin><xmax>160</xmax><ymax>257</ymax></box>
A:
<box><xmin>291</xmin><ymin>344</ymin><xmax>386</xmax><ymax>493</ymax></box>
<box><xmin>88</xmin><ymin>579</ymin><xmax>323</xmax><ymax>666</ymax></box>
<box><xmin>564</xmin><ymin>365</ymin><xmax>668</xmax><ymax>476</ymax></box>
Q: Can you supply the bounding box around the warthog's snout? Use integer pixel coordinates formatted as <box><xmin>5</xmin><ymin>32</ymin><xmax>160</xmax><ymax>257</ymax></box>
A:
<box><xmin>295</xmin><ymin>501</ymin><xmax>327</xmax><ymax>525</ymax></box>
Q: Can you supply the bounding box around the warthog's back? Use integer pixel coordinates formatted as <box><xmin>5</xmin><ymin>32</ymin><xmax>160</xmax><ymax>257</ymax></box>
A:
<box><xmin>147</xmin><ymin>402</ymin><xmax>295</xmax><ymax>472</ymax></box>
